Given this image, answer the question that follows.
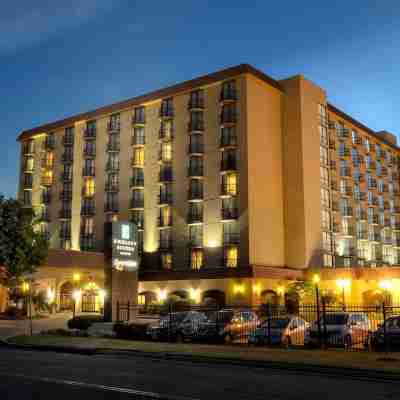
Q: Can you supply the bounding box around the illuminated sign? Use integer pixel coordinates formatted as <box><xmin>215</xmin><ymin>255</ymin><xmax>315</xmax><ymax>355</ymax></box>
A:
<box><xmin>111</xmin><ymin>222</ymin><xmax>139</xmax><ymax>271</ymax></box>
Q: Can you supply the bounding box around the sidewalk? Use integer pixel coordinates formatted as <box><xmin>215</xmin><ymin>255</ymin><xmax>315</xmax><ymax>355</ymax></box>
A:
<box><xmin>5</xmin><ymin>334</ymin><xmax>400</xmax><ymax>378</ymax></box>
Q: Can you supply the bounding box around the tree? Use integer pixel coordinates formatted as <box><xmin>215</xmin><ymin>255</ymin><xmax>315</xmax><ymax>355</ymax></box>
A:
<box><xmin>0</xmin><ymin>195</ymin><xmax>48</xmax><ymax>286</ymax></box>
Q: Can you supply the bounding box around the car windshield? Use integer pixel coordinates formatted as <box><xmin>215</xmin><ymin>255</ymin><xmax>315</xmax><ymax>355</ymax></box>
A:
<box><xmin>322</xmin><ymin>314</ymin><xmax>348</xmax><ymax>325</ymax></box>
<box><xmin>263</xmin><ymin>318</ymin><xmax>290</xmax><ymax>329</ymax></box>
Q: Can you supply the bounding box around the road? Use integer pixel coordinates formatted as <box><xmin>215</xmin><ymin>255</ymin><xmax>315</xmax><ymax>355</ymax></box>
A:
<box><xmin>0</xmin><ymin>347</ymin><xmax>399</xmax><ymax>400</ymax></box>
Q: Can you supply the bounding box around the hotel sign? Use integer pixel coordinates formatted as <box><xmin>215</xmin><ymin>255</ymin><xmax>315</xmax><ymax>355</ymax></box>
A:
<box><xmin>111</xmin><ymin>222</ymin><xmax>139</xmax><ymax>271</ymax></box>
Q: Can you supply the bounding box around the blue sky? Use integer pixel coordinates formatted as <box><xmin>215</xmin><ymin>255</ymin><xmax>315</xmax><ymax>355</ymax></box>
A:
<box><xmin>1</xmin><ymin>0</ymin><xmax>399</xmax><ymax>197</ymax></box>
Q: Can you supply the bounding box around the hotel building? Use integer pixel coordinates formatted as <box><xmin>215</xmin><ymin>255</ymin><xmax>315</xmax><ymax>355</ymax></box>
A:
<box><xmin>14</xmin><ymin>64</ymin><xmax>400</xmax><ymax>311</ymax></box>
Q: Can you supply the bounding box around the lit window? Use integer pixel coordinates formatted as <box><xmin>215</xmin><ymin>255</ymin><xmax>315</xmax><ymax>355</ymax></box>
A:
<box><xmin>133</xmin><ymin>148</ymin><xmax>145</xmax><ymax>166</ymax></box>
<box><xmin>223</xmin><ymin>173</ymin><xmax>237</xmax><ymax>195</ymax></box>
<box><xmin>191</xmin><ymin>249</ymin><xmax>203</xmax><ymax>270</ymax></box>
<box><xmin>225</xmin><ymin>246</ymin><xmax>238</xmax><ymax>268</ymax></box>
<box><xmin>161</xmin><ymin>142</ymin><xmax>172</xmax><ymax>161</ymax></box>
<box><xmin>161</xmin><ymin>253</ymin><xmax>172</xmax><ymax>269</ymax></box>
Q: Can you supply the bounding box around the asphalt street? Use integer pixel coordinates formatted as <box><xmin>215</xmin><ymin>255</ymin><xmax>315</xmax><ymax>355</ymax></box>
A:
<box><xmin>0</xmin><ymin>346</ymin><xmax>399</xmax><ymax>400</ymax></box>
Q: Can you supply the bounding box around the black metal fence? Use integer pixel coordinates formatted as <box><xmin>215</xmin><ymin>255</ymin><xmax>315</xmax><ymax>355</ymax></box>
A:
<box><xmin>116</xmin><ymin>301</ymin><xmax>400</xmax><ymax>352</ymax></box>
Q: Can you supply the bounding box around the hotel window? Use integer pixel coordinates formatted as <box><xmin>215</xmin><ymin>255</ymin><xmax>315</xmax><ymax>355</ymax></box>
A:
<box><xmin>160</xmin><ymin>252</ymin><xmax>172</xmax><ymax>270</ymax></box>
<box><xmin>160</xmin><ymin>142</ymin><xmax>172</xmax><ymax>162</ymax></box>
<box><xmin>222</xmin><ymin>173</ymin><xmax>237</xmax><ymax>196</ymax></box>
<box><xmin>84</xmin><ymin>178</ymin><xmax>95</xmax><ymax>197</ymax></box>
<box><xmin>188</xmin><ymin>202</ymin><xmax>203</xmax><ymax>224</ymax></box>
<box><xmin>107</xmin><ymin>153</ymin><xmax>119</xmax><ymax>171</ymax></box>
<box><xmin>133</xmin><ymin>147</ymin><xmax>145</xmax><ymax>166</ymax></box>
<box><xmin>63</xmin><ymin>164</ymin><xmax>73</xmax><ymax>181</ymax></box>
<box><xmin>351</xmin><ymin>130</ymin><xmax>358</xmax><ymax>145</ymax></box>
<box><xmin>133</xmin><ymin>126</ymin><xmax>145</xmax><ymax>145</ymax></box>
<box><xmin>191</xmin><ymin>249</ymin><xmax>203</xmax><ymax>270</ymax></box>
<box><xmin>189</xmin><ymin>156</ymin><xmax>203</xmax><ymax>176</ymax></box>
<box><xmin>224</xmin><ymin>246</ymin><xmax>238</xmax><ymax>268</ymax></box>
<box><xmin>60</xmin><ymin>239</ymin><xmax>71</xmax><ymax>250</ymax></box>
<box><xmin>386</xmin><ymin>151</ymin><xmax>392</xmax><ymax>164</ymax></box>
<box><xmin>130</xmin><ymin>209</ymin><xmax>144</xmax><ymax>230</ymax></box>
<box><xmin>320</xmin><ymin>188</ymin><xmax>330</xmax><ymax>209</ymax></box>
<box><xmin>189</xmin><ymin>110</ymin><xmax>204</xmax><ymax>131</ymax></box>
<box><xmin>189</xmin><ymin>133</ymin><xmax>203</xmax><ymax>153</ymax></box>
<box><xmin>42</xmin><ymin>170</ymin><xmax>53</xmax><ymax>186</ymax></box>
<box><xmin>84</xmin><ymin>140</ymin><xmax>96</xmax><ymax>156</ymax></box>
<box><xmin>86</xmin><ymin>120</ymin><xmax>96</xmax><ymax>133</ymax></box>
<box><xmin>189</xmin><ymin>179</ymin><xmax>203</xmax><ymax>199</ymax></box>
<box><xmin>320</xmin><ymin>167</ymin><xmax>329</xmax><ymax>187</ymax></box>
<box><xmin>106</xmin><ymin>173</ymin><xmax>119</xmax><ymax>190</ymax></box>
<box><xmin>159</xmin><ymin>206</ymin><xmax>172</xmax><ymax>226</ymax></box>
<box><xmin>223</xmin><ymin>222</ymin><xmax>239</xmax><ymax>245</ymax></box>
<box><xmin>23</xmin><ymin>173</ymin><xmax>33</xmax><ymax>187</ymax></box>
<box><xmin>83</xmin><ymin>159</ymin><xmax>95</xmax><ymax>175</ymax></box>
<box><xmin>323</xmin><ymin>254</ymin><xmax>333</xmax><ymax>267</ymax></box>
<box><xmin>160</xmin><ymin>98</ymin><xmax>174</xmax><ymax>117</ymax></box>
<box><xmin>24</xmin><ymin>156</ymin><xmax>34</xmax><ymax>171</ymax></box>
<box><xmin>23</xmin><ymin>139</ymin><xmax>35</xmax><ymax>154</ymax></box>
<box><xmin>376</xmin><ymin>144</ymin><xmax>381</xmax><ymax>158</ymax></box>
<box><xmin>160</xmin><ymin>119</ymin><xmax>173</xmax><ymax>138</ymax></box>
<box><xmin>60</xmin><ymin>220</ymin><xmax>71</xmax><ymax>238</ymax></box>
<box><xmin>82</xmin><ymin>217</ymin><xmax>94</xmax><ymax>235</ymax></box>
<box><xmin>131</xmin><ymin>189</ymin><xmax>144</xmax><ymax>207</ymax></box>
<box><xmin>43</xmin><ymin>151</ymin><xmax>54</xmax><ymax>169</ymax></box>
<box><xmin>222</xmin><ymin>197</ymin><xmax>238</xmax><ymax>220</ymax></box>
<box><xmin>220</xmin><ymin>126</ymin><xmax>237</xmax><ymax>147</ymax></box>
<box><xmin>320</xmin><ymin>146</ymin><xmax>328</xmax><ymax>166</ymax></box>
<box><xmin>23</xmin><ymin>190</ymin><xmax>32</xmax><ymax>206</ymax></box>
<box><xmin>379</xmin><ymin>212</ymin><xmax>385</xmax><ymax>226</ymax></box>
<box><xmin>221</xmin><ymin>80</ymin><xmax>236</xmax><ymax>100</ymax></box>
<box><xmin>351</xmin><ymin>148</ymin><xmax>359</xmax><ymax>164</ymax></box>
<box><xmin>364</xmin><ymin>138</ymin><xmax>370</xmax><ymax>153</ymax></box>
<box><xmin>321</xmin><ymin>209</ymin><xmax>330</xmax><ymax>231</ymax></box>
<box><xmin>134</xmin><ymin>106</ymin><xmax>145</xmax><ymax>124</ymax></box>
<box><xmin>221</xmin><ymin>104</ymin><xmax>236</xmax><ymax>124</ymax></box>
<box><xmin>189</xmin><ymin>89</ymin><xmax>204</xmax><ymax>108</ymax></box>
<box><xmin>383</xmin><ymin>246</ymin><xmax>392</xmax><ymax>264</ymax></box>
<box><xmin>105</xmin><ymin>192</ymin><xmax>118</xmax><ymax>211</ymax></box>
<box><xmin>221</xmin><ymin>149</ymin><xmax>236</xmax><ymax>170</ymax></box>
<box><xmin>319</xmin><ymin>125</ymin><xmax>328</xmax><ymax>146</ymax></box>
<box><xmin>322</xmin><ymin>232</ymin><xmax>332</xmax><ymax>252</ymax></box>
<box><xmin>189</xmin><ymin>224</ymin><xmax>203</xmax><ymax>247</ymax></box>
<box><xmin>159</xmin><ymin>183</ymin><xmax>173</xmax><ymax>203</ymax></box>
<box><xmin>64</xmin><ymin>127</ymin><xmax>74</xmax><ymax>144</ymax></box>
<box><xmin>109</xmin><ymin>113</ymin><xmax>120</xmax><ymax>130</ymax></box>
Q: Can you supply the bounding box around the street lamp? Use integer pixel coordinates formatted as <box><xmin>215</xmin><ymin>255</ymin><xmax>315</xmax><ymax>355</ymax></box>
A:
<box><xmin>336</xmin><ymin>279</ymin><xmax>351</xmax><ymax>310</ymax></box>
<box><xmin>72</xmin><ymin>273</ymin><xmax>81</xmax><ymax>318</ymax></box>
<box><xmin>21</xmin><ymin>281</ymin><xmax>33</xmax><ymax>336</ymax></box>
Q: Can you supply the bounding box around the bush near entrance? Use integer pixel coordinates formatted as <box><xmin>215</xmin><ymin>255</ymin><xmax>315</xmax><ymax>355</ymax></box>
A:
<box><xmin>113</xmin><ymin>322</ymin><xmax>151</xmax><ymax>340</ymax></box>
<box><xmin>67</xmin><ymin>315</ymin><xmax>103</xmax><ymax>330</ymax></box>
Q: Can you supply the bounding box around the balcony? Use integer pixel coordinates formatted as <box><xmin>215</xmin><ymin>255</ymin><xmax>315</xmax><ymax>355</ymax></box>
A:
<box><xmin>354</xmin><ymin>192</ymin><xmax>366</xmax><ymax>202</ymax></box>
<box><xmin>188</xmin><ymin>189</ymin><xmax>203</xmax><ymax>201</ymax></box>
<box><xmin>105</xmin><ymin>182</ymin><xmax>119</xmax><ymax>192</ymax></box>
<box><xmin>23</xmin><ymin>176</ymin><xmax>33</xmax><ymax>189</ymax></box>
<box><xmin>188</xmin><ymin>142</ymin><xmax>204</xmax><ymax>155</ymax></box>
<box><xmin>158</xmin><ymin>193</ymin><xmax>173</xmax><ymax>206</ymax></box>
<box><xmin>41</xmin><ymin>192</ymin><xmax>51</xmax><ymax>204</ymax></box>
<box><xmin>368</xmin><ymin>215</ymin><xmax>379</xmax><ymax>225</ymax></box>
<box><xmin>105</xmin><ymin>162</ymin><xmax>119</xmax><ymax>173</ymax></box>
<box><xmin>107</xmin><ymin>122</ymin><xmax>120</xmax><ymax>132</ymax></box>
<box><xmin>80</xmin><ymin>206</ymin><xmax>95</xmax><ymax>216</ymax></box>
<box><xmin>130</xmin><ymin>197</ymin><xmax>144</xmax><ymax>209</ymax></box>
<box><xmin>104</xmin><ymin>203</ymin><xmax>119</xmax><ymax>213</ymax></box>
<box><xmin>220</xmin><ymin>89</ymin><xmax>237</xmax><ymax>102</ymax></box>
<box><xmin>188</xmin><ymin>120</ymin><xmax>204</xmax><ymax>133</ymax></box>
<box><xmin>223</xmin><ymin>233</ymin><xmax>240</xmax><ymax>246</ymax></box>
<box><xmin>132</xmin><ymin>114</ymin><xmax>145</xmax><ymax>125</ymax></box>
<box><xmin>132</xmin><ymin>135</ymin><xmax>145</xmax><ymax>146</ymax></box>
<box><xmin>59</xmin><ymin>191</ymin><xmax>72</xmax><ymax>201</ymax></box>
<box><xmin>187</xmin><ymin>212</ymin><xmax>203</xmax><ymax>224</ymax></box>
<box><xmin>220</xmin><ymin>111</ymin><xmax>237</xmax><ymax>125</ymax></box>
<box><xmin>221</xmin><ymin>207</ymin><xmax>239</xmax><ymax>221</ymax></box>
<box><xmin>159</xmin><ymin>127</ymin><xmax>174</xmax><ymax>140</ymax></box>
<box><xmin>82</xmin><ymin>167</ymin><xmax>95</xmax><ymax>177</ymax></box>
<box><xmin>368</xmin><ymin>197</ymin><xmax>379</xmax><ymax>206</ymax></box>
<box><xmin>83</xmin><ymin>147</ymin><xmax>96</xmax><ymax>157</ymax></box>
<box><xmin>106</xmin><ymin>142</ymin><xmax>120</xmax><ymax>152</ymax></box>
<box><xmin>221</xmin><ymin>184</ymin><xmax>237</xmax><ymax>197</ymax></box>
<box><xmin>130</xmin><ymin>176</ymin><xmax>144</xmax><ymax>188</ymax></box>
<box><xmin>158</xmin><ymin>216</ymin><xmax>173</xmax><ymax>228</ymax></box>
<box><xmin>220</xmin><ymin>134</ymin><xmax>237</xmax><ymax>148</ymax></box>
<box><xmin>62</xmin><ymin>136</ymin><xmax>74</xmax><ymax>146</ymax></box>
<box><xmin>329</xmin><ymin>140</ymin><xmax>336</xmax><ymax>150</ymax></box>
<box><xmin>159</xmin><ymin>107</ymin><xmax>174</xmax><ymax>119</ymax></box>
<box><xmin>80</xmin><ymin>234</ymin><xmax>95</xmax><ymax>250</ymax></box>
<box><xmin>59</xmin><ymin>208</ymin><xmax>71</xmax><ymax>219</ymax></box>
<box><xmin>159</xmin><ymin>168</ymin><xmax>173</xmax><ymax>182</ymax></box>
<box><xmin>61</xmin><ymin>153</ymin><xmax>73</xmax><ymax>164</ymax></box>
<box><xmin>188</xmin><ymin>166</ymin><xmax>203</xmax><ymax>177</ymax></box>
<box><xmin>84</xmin><ymin>128</ymin><xmax>96</xmax><ymax>139</ymax></box>
<box><xmin>159</xmin><ymin>239</ymin><xmax>172</xmax><ymax>251</ymax></box>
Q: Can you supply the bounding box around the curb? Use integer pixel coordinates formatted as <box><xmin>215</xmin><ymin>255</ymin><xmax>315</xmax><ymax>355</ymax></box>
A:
<box><xmin>3</xmin><ymin>339</ymin><xmax>400</xmax><ymax>382</ymax></box>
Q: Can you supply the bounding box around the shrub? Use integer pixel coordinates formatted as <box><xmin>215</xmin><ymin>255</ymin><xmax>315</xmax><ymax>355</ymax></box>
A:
<box><xmin>2</xmin><ymin>306</ymin><xmax>25</xmax><ymax>319</ymax></box>
<box><xmin>67</xmin><ymin>315</ymin><xmax>103</xmax><ymax>330</ymax></box>
<box><xmin>113</xmin><ymin>322</ymin><xmax>151</xmax><ymax>340</ymax></box>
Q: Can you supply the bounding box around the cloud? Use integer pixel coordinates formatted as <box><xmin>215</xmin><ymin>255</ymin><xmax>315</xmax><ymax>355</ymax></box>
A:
<box><xmin>0</xmin><ymin>1</ymin><xmax>117</xmax><ymax>54</ymax></box>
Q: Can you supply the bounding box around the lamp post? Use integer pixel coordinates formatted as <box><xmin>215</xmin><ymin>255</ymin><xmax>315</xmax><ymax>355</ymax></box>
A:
<box><xmin>313</xmin><ymin>274</ymin><xmax>322</xmax><ymax>348</ymax></box>
<box><xmin>22</xmin><ymin>281</ymin><xmax>32</xmax><ymax>336</ymax></box>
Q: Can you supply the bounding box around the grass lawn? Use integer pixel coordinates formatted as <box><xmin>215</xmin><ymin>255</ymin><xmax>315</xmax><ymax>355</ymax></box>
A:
<box><xmin>7</xmin><ymin>334</ymin><xmax>400</xmax><ymax>374</ymax></box>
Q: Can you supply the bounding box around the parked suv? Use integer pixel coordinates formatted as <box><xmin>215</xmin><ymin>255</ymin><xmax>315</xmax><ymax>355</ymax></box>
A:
<box><xmin>367</xmin><ymin>315</ymin><xmax>400</xmax><ymax>351</ymax></box>
<box><xmin>147</xmin><ymin>311</ymin><xmax>207</xmax><ymax>342</ymax></box>
<box><xmin>305</xmin><ymin>312</ymin><xmax>370</xmax><ymax>348</ymax></box>
<box><xmin>249</xmin><ymin>316</ymin><xmax>309</xmax><ymax>346</ymax></box>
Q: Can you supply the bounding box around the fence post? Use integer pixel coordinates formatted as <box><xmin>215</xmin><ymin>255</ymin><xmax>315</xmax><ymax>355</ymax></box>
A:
<box><xmin>322</xmin><ymin>298</ymin><xmax>327</xmax><ymax>350</ymax></box>
<box><xmin>382</xmin><ymin>302</ymin><xmax>388</xmax><ymax>355</ymax></box>
<box><xmin>127</xmin><ymin>300</ymin><xmax>130</xmax><ymax>322</ymax></box>
<box><xmin>116</xmin><ymin>301</ymin><xmax>120</xmax><ymax>322</ymax></box>
<box><xmin>315</xmin><ymin>288</ymin><xmax>322</xmax><ymax>349</ymax></box>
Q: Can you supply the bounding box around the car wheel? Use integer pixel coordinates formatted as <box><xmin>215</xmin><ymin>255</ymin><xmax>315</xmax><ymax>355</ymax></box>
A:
<box><xmin>344</xmin><ymin>335</ymin><xmax>352</xmax><ymax>349</ymax></box>
<box><xmin>224</xmin><ymin>333</ymin><xmax>234</xmax><ymax>344</ymax></box>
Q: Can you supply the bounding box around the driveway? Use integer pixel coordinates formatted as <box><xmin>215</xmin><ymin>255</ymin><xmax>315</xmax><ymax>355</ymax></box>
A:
<box><xmin>0</xmin><ymin>312</ymin><xmax>71</xmax><ymax>339</ymax></box>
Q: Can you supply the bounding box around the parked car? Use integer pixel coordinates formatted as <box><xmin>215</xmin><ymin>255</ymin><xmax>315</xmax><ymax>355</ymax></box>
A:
<box><xmin>248</xmin><ymin>316</ymin><xmax>309</xmax><ymax>346</ymax></box>
<box><xmin>147</xmin><ymin>311</ymin><xmax>207</xmax><ymax>342</ymax></box>
<box><xmin>305</xmin><ymin>312</ymin><xmax>370</xmax><ymax>348</ymax></box>
<box><xmin>197</xmin><ymin>309</ymin><xmax>260</xmax><ymax>344</ymax></box>
<box><xmin>367</xmin><ymin>315</ymin><xmax>400</xmax><ymax>351</ymax></box>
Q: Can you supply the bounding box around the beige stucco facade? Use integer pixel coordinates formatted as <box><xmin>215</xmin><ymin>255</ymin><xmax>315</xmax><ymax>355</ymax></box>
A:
<box><xmin>13</xmin><ymin>64</ymin><xmax>400</xmax><ymax>311</ymax></box>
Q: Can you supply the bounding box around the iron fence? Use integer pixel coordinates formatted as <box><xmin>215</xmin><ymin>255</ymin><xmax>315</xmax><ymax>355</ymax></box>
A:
<box><xmin>116</xmin><ymin>301</ymin><xmax>400</xmax><ymax>352</ymax></box>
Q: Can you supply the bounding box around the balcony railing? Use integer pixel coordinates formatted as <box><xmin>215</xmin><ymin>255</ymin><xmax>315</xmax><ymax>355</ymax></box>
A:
<box><xmin>188</xmin><ymin>166</ymin><xmax>204</xmax><ymax>177</ymax></box>
<box><xmin>84</xmin><ymin>128</ymin><xmax>96</xmax><ymax>139</ymax></box>
<box><xmin>356</xmin><ymin>211</ymin><xmax>367</xmax><ymax>220</ymax></box>
<box><xmin>61</xmin><ymin>153</ymin><xmax>73</xmax><ymax>164</ymax></box>
<box><xmin>80</xmin><ymin>206</ymin><xmax>95</xmax><ymax>216</ymax></box>
<box><xmin>187</xmin><ymin>213</ymin><xmax>203</xmax><ymax>224</ymax></box>
<box><xmin>60</xmin><ymin>172</ymin><xmax>72</xmax><ymax>182</ymax></box>
<box><xmin>340</xmin><ymin>186</ymin><xmax>352</xmax><ymax>196</ymax></box>
<box><xmin>59</xmin><ymin>191</ymin><xmax>72</xmax><ymax>200</ymax></box>
<box><xmin>132</xmin><ymin>135</ymin><xmax>145</xmax><ymax>146</ymax></box>
<box><xmin>223</xmin><ymin>233</ymin><xmax>240</xmax><ymax>245</ymax></box>
<box><xmin>104</xmin><ymin>203</ymin><xmax>119</xmax><ymax>213</ymax></box>
<box><xmin>220</xmin><ymin>135</ymin><xmax>237</xmax><ymax>148</ymax></box>
<box><xmin>40</xmin><ymin>177</ymin><xmax>53</xmax><ymax>187</ymax></box>
<box><xmin>105</xmin><ymin>162</ymin><xmax>120</xmax><ymax>172</ymax></box>
<box><xmin>82</xmin><ymin>167</ymin><xmax>95</xmax><ymax>177</ymax></box>
<box><xmin>220</xmin><ymin>112</ymin><xmax>237</xmax><ymax>125</ymax></box>
<box><xmin>130</xmin><ymin>176</ymin><xmax>144</xmax><ymax>188</ymax></box>
<box><xmin>83</xmin><ymin>147</ymin><xmax>96</xmax><ymax>157</ymax></box>
<box><xmin>105</xmin><ymin>182</ymin><xmax>119</xmax><ymax>192</ymax></box>
<box><xmin>341</xmin><ymin>207</ymin><xmax>353</xmax><ymax>217</ymax></box>
<box><xmin>369</xmin><ymin>233</ymin><xmax>381</xmax><ymax>242</ymax></box>
<box><xmin>368</xmin><ymin>215</ymin><xmax>379</xmax><ymax>225</ymax></box>
<box><xmin>43</xmin><ymin>138</ymin><xmax>55</xmax><ymax>149</ymax></box>
<box><xmin>221</xmin><ymin>207</ymin><xmax>239</xmax><ymax>220</ymax></box>
<box><xmin>221</xmin><ymin>184</ymin><xmax>237</xmax><ymax>197</ymax></box>
<box><xmin>220</xmin><ymin>90</ymin><xmax>237</xmax><ymax>102</ymax></box>
<box><xmin>62</xmin><ymin>136</ymin><xmax>74</xmax><ymax>146</ymax></box>
<box><xmin>158</xmin><ymin>216</ymin><xmax>173</xmax><ymax>227</ymax></box>
<box><xmin>132</xmin><ymin>115</ymin><xmax>145</xmax><ymax>125</ymax></box>
<box><xmin>130</xmin><ymin>198</ymin><xmax>144</xmax><ymax>209</ymax></box>
<box><xmin>159</xmin><ymin>239</ymin><xmax>172</xmax><ymax>251</ymax></box>
<box><xmin>220</xmin><ymin>159</ymin><xmax>237</xmax><ymax>172</ymax></box>
<box><xmin>188</xmin><ymin>189</ymin><xmax>203</xmax><ymax>201</ymax></box>
<box><xmin>59</xmin><ymin>230</ymin><xmax>71</xmax><ymax>240</ymax></box>
<box><xmin>188</xmin><ymin>98</ymin><xmax>204</xmax><ymax>110</ymax></box>
<box><xmin>188</xmin><ymin>143</ymin><xmax>204</xmax><ymax>154</ymax></box>
<box><xmin>106</xmin><ymin>142</ymin><xmax>120</xmax><ymax>152</ymax></box>
<box><xmin>23</xmin><ymin>143</ymin><xmax>35</xmax><ymax>155</ymax></box>
<box><xmin>188</xmin><ymin>121</ymin><xmax>204</xmax><ymax>132</ymax></box>
<box><xmin>41</xmin><ymin>192</ymin><xmax>51</xmax><ymax>204</ymax></box>
<box><xmin>159</xmin><ymin>107</ymin><xmax>174</xmax><ymax>118</ymax></box>
<box><xmin>158</xmin><ymin>193</ymin><xmax>173</xmax><ymax>205</ymax></box>
<box><xmin>356</xmin><ymin>231</ymin><xmax>368</xmax><ymax>240</ymax></box>
<box><xmin>107</xmin><ymin>122</ymin><xmax>120</xmax><ymax>132</ymax></box>
<box><xmin>159</xmin><ymin>169</ymin><xmax>173</xmax><ymax>182</ymax></box>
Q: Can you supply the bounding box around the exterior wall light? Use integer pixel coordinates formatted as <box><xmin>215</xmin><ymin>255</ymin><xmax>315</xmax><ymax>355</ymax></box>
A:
<box><xmin>313</xmin><ymin>274</ymin><xmax>320</xmax><ymax>285</ymax></box>
<box><xmin>233</xmin><ymin>284</ymin><xmax>245</xmax><ymax>295</ymax></box>
<box><xmin>72</xmin><ymin>289</ymin><xmax>81</xmax><ymax>302</ymax></box>
<box><xmin>157</xmin><ymin>289</ymin><xmax>167</xmax><ymax>303</ymax></box>
<box><xmin>189</xmin><ymin>288</ymin><xmax>201</xmax><ymax>303</ymax></box>
<box><xmin>46</xmin><ymin>288</ymin><xmax>55</xmax><ymax>304</ymax></box>
<box><xmin>73</xmin><ymin>273</ymin><xmax>81</xmax><ymax>283</ymax></box>
<box><xmin>379</xmin><ymin>279</ymin><xmax>393</xmax><ymax>291</ymax></box>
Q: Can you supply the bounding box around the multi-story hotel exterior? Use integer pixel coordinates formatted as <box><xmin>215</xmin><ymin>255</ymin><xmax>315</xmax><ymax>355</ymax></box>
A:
<box><xmin>14</xmin><ymin>64</ymin><xmax>400</xmax><ymax>311</ymax></box>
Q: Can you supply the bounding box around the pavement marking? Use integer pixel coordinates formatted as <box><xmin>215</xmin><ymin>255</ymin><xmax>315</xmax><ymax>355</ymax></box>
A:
<box><xmin>0</xmin><ymin>372</ymin><xmax>200</xmax><ymax>400</ymax></box>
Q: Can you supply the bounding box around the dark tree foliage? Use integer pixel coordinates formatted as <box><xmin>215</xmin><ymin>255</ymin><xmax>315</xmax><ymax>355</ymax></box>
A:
<box><xmin>0</xmin><ymin>195</ymin><xmax>48</xmax><ymax>286</ymax></box>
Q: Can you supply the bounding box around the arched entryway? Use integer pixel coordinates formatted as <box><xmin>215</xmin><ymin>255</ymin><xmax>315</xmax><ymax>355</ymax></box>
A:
<box><xmin>59</xmin><ymin>281</ymin><xmax>73</xmax><ymax>311</ymax></box>
<box><xmin>202</xmin><ymin>289</ymin><xmax>226</xmax><ymax>309</ymax></box>
<box><xmin>260</xmin><ymin>290</ymin><xmax>279</xmax><ymax>306</ymax></box>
